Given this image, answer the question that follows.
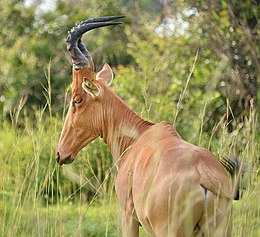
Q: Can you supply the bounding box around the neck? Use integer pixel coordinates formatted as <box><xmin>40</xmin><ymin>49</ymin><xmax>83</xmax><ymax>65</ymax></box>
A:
<box><xmin>100</xmin><ymin>89</ymin><xmax>153</xmax><ymax>164</ymax></box>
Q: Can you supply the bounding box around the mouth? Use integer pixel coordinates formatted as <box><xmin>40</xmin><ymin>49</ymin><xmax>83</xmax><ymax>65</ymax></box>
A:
<box><xmin>56</xmin><ymin>153</ymin><xmax>74</xmax><ymax>165</ymax></box>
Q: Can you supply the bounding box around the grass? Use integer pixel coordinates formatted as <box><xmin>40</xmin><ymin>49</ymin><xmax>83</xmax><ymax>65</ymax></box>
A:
<box><xmin>0</xmin><ymin>108</ymin><xmax>259</xmax><ymax>237</ymax></box>
<box><xmin>1</xmin><ymin>197</ymin><xmax>120</xmax><ymax>237</ymax></box>
<box><xmin>0</xmin><ymin>110</ymin><xmax>258</xmax><ymax>237</ymax></box>
<box><xmin>0</xmin><ymin>67</ymin><xmax>259</xmax><ymax>236</ymax></box>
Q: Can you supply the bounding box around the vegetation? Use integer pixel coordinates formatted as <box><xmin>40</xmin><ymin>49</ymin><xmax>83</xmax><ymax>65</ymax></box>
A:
<box><xmin>0</xmin><ymin>0</ymin><xmax>259</xmax><ymax>236</ymax></box>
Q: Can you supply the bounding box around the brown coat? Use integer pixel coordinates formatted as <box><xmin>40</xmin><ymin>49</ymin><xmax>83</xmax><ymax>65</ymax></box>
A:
<box><xmin>57</xmin><ymin>65</ymin><xmax>233</xmax><ymax>237</ymax></box>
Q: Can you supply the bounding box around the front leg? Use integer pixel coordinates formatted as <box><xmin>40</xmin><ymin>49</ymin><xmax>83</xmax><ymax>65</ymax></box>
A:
<box><xmin>116</xmin><ymin>168</ymin><xmax>139</xmax><ymax>236</ymax></box>
<box><xmin>121</xmin><ymin>209</ymin><xmax>139</xmax><ymax>237</ymax></box>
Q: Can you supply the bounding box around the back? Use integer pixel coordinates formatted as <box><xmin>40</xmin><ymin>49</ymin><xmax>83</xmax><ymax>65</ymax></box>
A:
<box><xmin>126</xmin><ymin>121</ymin><xmax>232</xmax><ymax>200</ymax></box>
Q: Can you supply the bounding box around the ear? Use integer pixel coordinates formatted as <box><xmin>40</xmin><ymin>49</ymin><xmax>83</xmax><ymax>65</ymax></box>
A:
<box><xmin>96</xmin><ymin>63</ymin><xmax>113</xmax><ymax>86</ymax></box>
<box><xmin>82</xmin><ymin>78</ymin><xmax>100</xmax><ymax>98</ymax></box>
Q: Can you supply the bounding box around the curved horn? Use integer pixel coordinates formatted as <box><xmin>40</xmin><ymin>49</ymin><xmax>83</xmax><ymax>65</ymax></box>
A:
<box><xmin>66</xmin><ymin>15</ymin><xmax>125</xmax><ymax>70</ymax></box>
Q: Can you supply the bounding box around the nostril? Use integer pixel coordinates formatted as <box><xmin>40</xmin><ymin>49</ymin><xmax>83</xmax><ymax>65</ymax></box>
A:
<box><xmin>56</xmin><ymin>152</ymin><xmax>60</xmax><ymax>163</ymax></box>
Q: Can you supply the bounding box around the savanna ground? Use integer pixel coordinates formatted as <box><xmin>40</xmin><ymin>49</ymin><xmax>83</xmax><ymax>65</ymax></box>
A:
<box><xmin>0</xmin><ymin>1</ymin><xmax>259</xmax><ymax>236</ymax></box>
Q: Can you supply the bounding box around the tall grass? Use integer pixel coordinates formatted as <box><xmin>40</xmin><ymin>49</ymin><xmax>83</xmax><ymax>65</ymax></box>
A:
<box><xmin>0</xmin><ymin>67</ymin><xmax>259</xmax><ymax>237</ymax></box>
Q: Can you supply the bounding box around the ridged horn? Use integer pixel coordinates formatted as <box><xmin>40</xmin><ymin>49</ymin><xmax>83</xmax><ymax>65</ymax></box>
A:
<box><xmin>66</xmin><ymin>15</ymin><xmax>125</xmax><ymax>70</ymax></box>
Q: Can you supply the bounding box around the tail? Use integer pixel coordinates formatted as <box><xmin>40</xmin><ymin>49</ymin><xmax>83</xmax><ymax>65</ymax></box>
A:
<box><xmin>220</xmin><ymin>155</ymin><xmax>246</xmax><ymax>200</ymax></box>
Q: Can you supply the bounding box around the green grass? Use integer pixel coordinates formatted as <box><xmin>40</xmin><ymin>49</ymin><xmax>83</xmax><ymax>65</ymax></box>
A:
<box><xmin>0</xmin><ymin>197</ymin><xmax>120</xmax><ymax>237</ymax></box>
<box><xmin>0</xmin><ymin>68</ymin><xmax>259</xmax><ymax>236</ymax></box>
<box><xmin>0</xmin><ymin>108</ymin><xmax>259</xmax><ymax>237</ymax></box>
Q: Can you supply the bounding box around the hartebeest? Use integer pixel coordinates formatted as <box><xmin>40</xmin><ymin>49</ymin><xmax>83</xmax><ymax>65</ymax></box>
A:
<box><xmin>56</xmin><ymin>16</ymin><xmax>241</xmax><ymax>237</ymax></box>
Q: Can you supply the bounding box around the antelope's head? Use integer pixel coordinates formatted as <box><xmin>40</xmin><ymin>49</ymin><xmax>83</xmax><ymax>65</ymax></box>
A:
<box><xmin>56</xmin><ymin>16</ymin><xmax>125</xmax><ymax>165</ymax></box>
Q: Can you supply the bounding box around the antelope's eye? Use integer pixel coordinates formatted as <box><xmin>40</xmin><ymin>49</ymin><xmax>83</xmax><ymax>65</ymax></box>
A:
<box><xmin>74</xmin><ymin>96</ymin><xmax>83</xmax><ymax>105</ymax></box>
